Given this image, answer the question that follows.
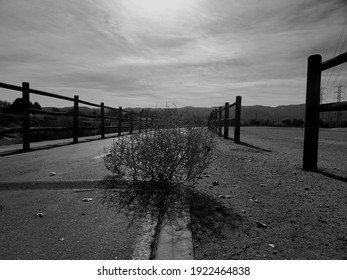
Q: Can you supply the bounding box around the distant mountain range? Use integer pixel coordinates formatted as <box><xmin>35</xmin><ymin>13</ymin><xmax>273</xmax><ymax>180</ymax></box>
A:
<box><xmin>41</xmin><ymin>103</ymin><xmax>346</xmax><ymax>125</ymax></box>
<box><xmin>176</xmin><ymin>104</ymin><xmax>308</xmax><ymax>124</ymax></box>
<box><xmin>238</xmin><ymin>104</ymin><xmax>306</xmax><ymax>123</ymax></box>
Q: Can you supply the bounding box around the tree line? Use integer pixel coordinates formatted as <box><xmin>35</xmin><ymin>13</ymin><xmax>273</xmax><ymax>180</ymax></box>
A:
<box><xmin>0</xmin><ymin>98</ymin><xmax>42</xmax><ymax>113</ymax></box>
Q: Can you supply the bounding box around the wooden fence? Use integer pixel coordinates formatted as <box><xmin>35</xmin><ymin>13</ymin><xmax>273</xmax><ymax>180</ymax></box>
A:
<box><xmin>303</xmin><ymin>52</ymin><xmax>347</xmax><ymax>171</ymax></box>
<box><xmin>208</xmin><ymin>96</ymin><xmax>242</xmax><ymax>143</ymax></box>
<box><xmin>0</xmin><ymin>81</ymin><xmax>153</xmax><ymax>151</ymax></box>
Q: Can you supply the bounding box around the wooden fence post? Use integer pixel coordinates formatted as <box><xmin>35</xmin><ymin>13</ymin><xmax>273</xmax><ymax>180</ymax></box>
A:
<box><xmin>118</xmin><ymin>106</ymin><xmax>122</xmax><ymax>136</ymax></box>
<box><xmin>303</xmin><ymin>54</ymin><xmax>322</xmax><ymax>171</ymax></box>
<box><xmin>218</xmin><ymin>106</ymin><xmax>222</xmax><ymax>136</ymax></box>
<box><xmin>100</xmin><ymin>102</ymin><xmax>105</xmax><ymax>139</ymax></box>
<box><xmin>73</xmin><ymin>95</ymin><xmax>79</xmax><ymax>143</ymax></box>
<box><xmin>224</xmin><ymin>102</ymin><xmax>229</xmax><ymax>139</ymax></box>
<box><xmin>129</xmin><ymin>110</ymin><xmax>133</xmax><ymax>135</ymax></box>
<box><xmin>22</xmin><ymin>82</ymin><xmax>30</xmax><ymax>151</ymax></box>
<box><xmin>234</xmin><ymin>96</ymin><xmax>242</xmax><ymax>144</ymax></box>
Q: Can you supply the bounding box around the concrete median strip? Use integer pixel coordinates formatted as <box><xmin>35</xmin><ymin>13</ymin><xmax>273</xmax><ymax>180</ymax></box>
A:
<box><xmin>132</xmin><ymin>211</ymin><xmax>159</xmax><ymax>260</ymax></box>
<box><xmin>132</xmin><ymin>188</ymin><xmax>194</xmax><ymax>260</ymax></box>
<box><xmin>154</xmin><ymin>190</ymin><xmax>194</xmax><ymax>260</ymax></box>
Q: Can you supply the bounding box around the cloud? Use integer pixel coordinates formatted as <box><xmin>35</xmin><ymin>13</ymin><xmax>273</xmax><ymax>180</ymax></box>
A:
<box><xmin>0</xmin><ymin>0</ymin><xmax>346</xmax><ymax>107</ymax></box>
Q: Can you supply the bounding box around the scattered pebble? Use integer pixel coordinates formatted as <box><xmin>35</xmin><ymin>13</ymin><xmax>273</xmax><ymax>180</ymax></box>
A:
<box><xmin>82</xmin><ymin>198</ymin><xmax>93</xmax><ymax>202</ymax></box>
<box><xmin>241</xmin><ymin>210</ymin><xmax>246</xmax><ymax>213</ymax></box>
<box><xmin>59</xmin><ymin>237</ymin><xmax>65</xmax><ymax>242</ymax></box>
<box><xmin>36</xmin><ymin>213</ymin><xmax>44</xmax><ymax>218</ymax></box>
<box><xmin>260</xmin><ymin>184</ymin><xmax>268</xmax><ymax>187</ymax></box>
<box><xmin>212</xmin><ymin>181</ymin><xmax>220</xmax><ymax>186</ymax></box>
<box><xmin>50</xmin><ymin>172</ymin><xmax>56</xmax><ymax>176</ymax></box>
<box><xmin>0</xmin><ymin>203</ymin><xmax>4</xmax><ymax>210</ymax></box>
<box><xmin>225</xmin><ymin>195</ymin><xmax>231</xmax><ymax>198</ymax></box>
<box><xmin>250</xmin><ymin>198</ymin><xmax>261</xmax><ymax>203</ymax></box>
<box><xmin>268</xmin><ymin>244</ymin><xmax>275</xmax><ymax>248</ymax></box>
<box><xmin>256</xmin><ymin>221</ymin><xmax>267</xmax><ymax>228</ymax></box>
<box><xmin>82</xmin><ymin>212</ymin><xmax>87</xmax><ymax>215</ymax></box>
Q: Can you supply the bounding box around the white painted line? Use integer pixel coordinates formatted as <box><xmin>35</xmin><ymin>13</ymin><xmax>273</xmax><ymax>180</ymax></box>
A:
<box><xmin>92</xmin><ymin>153</ymin><xmax>108</xmax><ymax>160</ymax></box>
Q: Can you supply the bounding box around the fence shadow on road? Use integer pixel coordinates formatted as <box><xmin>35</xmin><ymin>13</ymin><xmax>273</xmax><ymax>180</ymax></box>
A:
<box><xmin>316</xmin><ymin>170</ymin><xmax>347</xmax><ymax>183</ymax></box>
<box><xmin>224</xmin><ymin>137</ymin><xmax>272</xmax><ymax>153</ymax></box>
<box><xmin>0</xmin><ymin>134</ymin><xmax>120</xmax><ymax>157</ymax></box>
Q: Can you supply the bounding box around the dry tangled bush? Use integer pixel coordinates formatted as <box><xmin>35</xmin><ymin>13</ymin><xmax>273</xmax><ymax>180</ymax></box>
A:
<box><xmin>103</xmin><ymin>112</ymin><xmax>216</xmax><ymax>192</ymax></box>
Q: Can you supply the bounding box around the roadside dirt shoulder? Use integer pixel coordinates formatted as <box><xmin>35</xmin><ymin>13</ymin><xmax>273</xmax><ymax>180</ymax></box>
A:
<box><xmin>190</xmin><ymin>132</ymin><xmax>347</xmax><ymax>259</ymax></box>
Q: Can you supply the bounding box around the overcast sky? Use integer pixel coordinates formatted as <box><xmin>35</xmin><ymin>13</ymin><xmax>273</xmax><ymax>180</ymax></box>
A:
<box><xmin>0</xmin><ymin>0</ymin><xmax>346</xmax><ymax>108</ymax></box>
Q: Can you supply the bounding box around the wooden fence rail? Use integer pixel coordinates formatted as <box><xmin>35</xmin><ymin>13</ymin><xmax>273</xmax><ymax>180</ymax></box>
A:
<box><xmin>208</xmin><ymin>96</ymin><xmax>242</xmax><ymax>144</ymax></box>
<box><xmin>303</xmin><ymin>52</ymin><xmax>347</xmax><ymax>171</ymax></box>
<box><xmin>0</xmin><ymin>81</ymin><xmax>153</xmax><ymax>151</ymax></box>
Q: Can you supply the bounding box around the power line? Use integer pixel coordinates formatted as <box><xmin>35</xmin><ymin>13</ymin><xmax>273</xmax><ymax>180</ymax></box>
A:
<box><xmin>332</xmin><ymin>62</ymin><xmax>347</xmax><ymax>87</ymax></box>
<box><xmin>324</xmin><ymin>14</ymin><xmax>347</xmax><ymax>89</ymax></box>
<box><xmin>333</xmin><ymin>14</ymin><xmax>347</xmax><ymax>57</ymax></box>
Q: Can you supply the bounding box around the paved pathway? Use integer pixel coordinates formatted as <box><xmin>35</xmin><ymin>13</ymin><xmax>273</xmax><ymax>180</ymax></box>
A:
<box><xmin>0</xmin><ymin>136</ymin><xmax>116</xmax><ymax>182</ymax></box>
<box><xmin>0</xmin><ymin>184</ymin><xmax>143</xmax><ymax>260</ymax></box>
<box><xmin>0</xmin><ymin>136</ymin><xmax>150</xmax><ymax>260</ymax></box>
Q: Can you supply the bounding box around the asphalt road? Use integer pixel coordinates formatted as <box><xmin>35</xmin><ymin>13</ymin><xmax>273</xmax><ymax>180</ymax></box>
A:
<box><xmin>0</xmin><ymin>186</ymin><xmax>144</xmax><ymax>260</ymax></box>
<box><xmin>0</xmin><ymin>136</ymin><xmax>117</xmax><ymax>182</ymax></box>
<box><xmin>0</xmin><ymin>136</ymin><xmax>151</xmax><ymax>260</ymax></box>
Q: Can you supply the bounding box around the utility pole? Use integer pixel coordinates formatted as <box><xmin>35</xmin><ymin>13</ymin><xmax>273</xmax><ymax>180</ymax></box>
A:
<box><xmin>335</xmin><ymin>84</ymin><xmax>345</xmax><ymax>125</ymax></box>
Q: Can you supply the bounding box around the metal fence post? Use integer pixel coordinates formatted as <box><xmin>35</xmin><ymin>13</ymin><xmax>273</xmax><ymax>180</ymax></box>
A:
<box><xmin>100</xmin><ymin>102</ymin><xmax>105</xmax><ymax>139</ymax></box>
<box><xmin>73</xmin><ymin>95</ymin><xmax>79</xmax><ymax>143</ymax></box>
<box><xmin>234</xmin><ymin>96</ymin><xmax>242</xmax><ymax>144</ymax></box>
<box><xmin>224</xmin><ymin>102</ymin><xmax>229</xmax><ymax>139</ymax></box>
<box><xmin>303</xmin><ymin>54</ymin><xmax>322</xmax><ymax>171</ymax></box>
<box><xmin>22</xmin><ymin>82</ymin><xmax>30</xmax><ymax>151</ymax></box>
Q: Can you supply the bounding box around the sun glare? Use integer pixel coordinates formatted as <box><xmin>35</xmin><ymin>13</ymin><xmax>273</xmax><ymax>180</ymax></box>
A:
<box><xmin>128</xmin><ymin>0</ymin><xmax>189</xmax><ymax>18</ymax></box>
